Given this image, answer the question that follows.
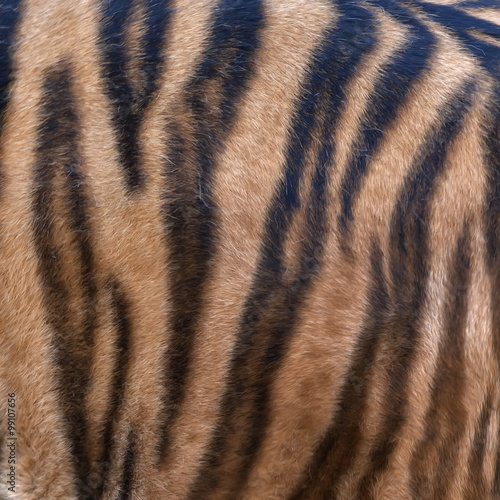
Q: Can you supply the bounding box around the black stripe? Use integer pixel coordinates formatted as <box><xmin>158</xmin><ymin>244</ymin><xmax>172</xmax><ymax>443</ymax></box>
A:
<box><xmin>0</xmin><ymin>0</ymin><xmax>21</xmax><ymax>136</ymax></box>
<box><xmin>494</xmin><ymin>421</ymin><xmax>500</xmax><ymax>498</ymax></box>
<box><xmin>138</xmin><ymin>0</ymin><xmax>173</xmax><ymax>109</ymax></box>
<box><xmin>96</xmin><ymin>280</ymin><xmax>132</xmax><ymax>499</ymax></box>
<box><xmin>356</xmin><ymin>83</ymin><xmax>475</xmax><ymax>499</ymax></box>
<box><xmin>415</xmin><ymin>0</ymin><xmax>500</xmax><ymax>80</ymax></box>
<box><xmin>232</xmin><ymin>93</ymin><xmax>340</xmax><ymax>493</ymax></box>
<box><xmin>409</xmin><ymin>228</ymin><xmax>471</xmax><ymax>500</ymax></box>
<box><xmin>484</xmin><ymin>100</ymin><xmax>500</xmax><ymax>500</ymax></box>
<box><xmin>65</xmin><ymin>130</ymin><xmax>98</xmax><ymax>366</ymax></box>
<box><xmin>99</xmin><ymin>0</ymin><xmax>172</xmax><ymax>191</ymax></box>
<box><xmin>486</xmin><ymin>107</ymin><xmax>500</xmax><ymax>382</ymax></box>
<box><xmin>0</xmin><ymin>0</ymin><xmax>22</xmax><ymax>196</ymax></box>
<box><xmin>339</xmin><ymin>0</ymin><xmax>435</xmax><ymax>242</ymax></box>
<box><xmin>188</xmin><ymin>2</ymin><xmax>378</xmax><ymax>497</ymax></box>
<box><xmin>466</xmin><ymin>393</ymin><xmax>493</xmax><ymax>500</ymax></box>
<box><xmin>32</xmin><ymin>63</ymin><xmax>96</xmax><ymax>497</ymax></box>
<box><xmin>117</xmin><ymin>428</ymin><xmax>136</xmax><ymax>500</ymax></box>
<box><xmin>157</xmin><ymin>0</ymin><xmax>264</xmax><ymax>464</ymax></box>
<box><xmin>293</xmin><ymin>82</ymin><xmax>474</xmax><ymax>499</ymax></box>
<box><xmin>459</xmin><ymin>0</ymin><xmax>500</xmax><ymax>8</ymax></box>
<box><xmin>290</xmin><ymin>242</ymin><xmax>390</xmax><ymax>499</ymax></box>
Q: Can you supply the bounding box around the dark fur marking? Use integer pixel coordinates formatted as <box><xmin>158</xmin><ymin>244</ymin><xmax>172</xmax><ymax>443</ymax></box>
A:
<box><xmin>99</xmin><ymin>0</ymin><xmax>172</xmax><ymax>191</ymax></box>
<box><xmin>188</xmin><ymin>2</ymin><xmax>379</xmax><ymax>497</ymax></box>
<box><xmin>415</xmin><ymin>1</ymin><xmax>500</xmax><ymax>80</ymax></box>
<box><xmin>486</xmin><ymin>107</ymin><xmax>500</xmax><ymax>374</ymax></box>
<box><xmin>291</xmin><ymin>82</ymin><xmax>474</xmax><ymax>500</ymax></box>
<box><xmin>117</xmin><ymin>429</ymin><xmax>136</xmax><ymax>500</ymax></box>
<box><xmin>157</xmin><ymin>0</ymin><xmax>264</xmax><ymax>465</ymax></box>
<box><xmin>0</xmin><ymin>0</ymin><xmax>20</xmax><ymax>136</ymax></box>
<box><xmin>459</xmin><ymin>0</ymin><xmax>500</xmax><ymax>8</ymax></box>
<box><xmin>485</xmin><ymin>100</ymin><xmax>500</xmax><ymax>500</ymax></box>
<box><xmin>139</xmin><ymin>0</ymin><xmax>173</xmax><ymax>109</ymax></box>
<box><xmin>232</xmin><ymin>83</ymin><xmax>342</xmax><ymax>496</ymax></box>
<box><xmin>410</xmin><ymin>228</ymin><xmax>471</xmax><ymax>499</ymax></box>
<box><xmin>339</xmin><ymin>0</ymin><xmax>435</xmax><ymax>242</ymax></box>
<box><xmin>495</xmin><ymin>420</ymin><xmax>500</xmax><ymax>498</ymax></box>
<box><xmin>96</xmin><ymin>280</ymin><xmax>133</xmax><ymax>499</ymax></box>
<box><xmin>357</xmin><ymin>82</ymin><xmax>475</xmax><ymax>500</ymax></box>
<box><xmin>0</xmin><ymin>0</ymin><xmax>21</xmax><ymax>196</ymax></box>
<box><xmin>466</xmin><ymin>393</ymin><xmax>494</xmax><ymax>500</ymax></box>
<box><xmin>290</xmin><ymin>243</ymin><xmax>390</xmax><ymax>499</ymax></box>
<box><xmin>32</xmin><ymin>63</ymin><xmax>96</xmax><ymax>498</ymax></box>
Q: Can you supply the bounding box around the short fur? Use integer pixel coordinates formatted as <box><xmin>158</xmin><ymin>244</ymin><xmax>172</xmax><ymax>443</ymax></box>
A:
<box><xmin>0</xmin><ymin>0</ymin><xmax>500</xmax><ymax>498</ymax></box>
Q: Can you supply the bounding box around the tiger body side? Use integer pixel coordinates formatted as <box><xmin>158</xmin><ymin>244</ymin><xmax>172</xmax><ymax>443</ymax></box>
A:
<box><xmin>0</xmin><ymin>0</ymin><xmax>500</xmax><ymax>498</ymax></box>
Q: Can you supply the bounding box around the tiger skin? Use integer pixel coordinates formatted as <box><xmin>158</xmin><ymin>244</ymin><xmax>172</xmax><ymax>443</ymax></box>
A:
<box><xmin>0</xmin><ymin>0</ymin><xmax>500</xmax><ymax>498</ymax></box>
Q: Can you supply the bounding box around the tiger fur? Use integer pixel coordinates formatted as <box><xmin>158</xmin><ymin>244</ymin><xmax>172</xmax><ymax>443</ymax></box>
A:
<box><xmin>1</xmin><ymin>0</ymin><xmax>500</xmax><ymax>498</ymax></box>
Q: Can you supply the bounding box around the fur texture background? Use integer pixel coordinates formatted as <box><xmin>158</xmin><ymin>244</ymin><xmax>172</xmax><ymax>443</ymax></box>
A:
<box><xmin>0</xmin><ymin>0</ymin><xmax>500</xmax><ymax>498</ymax></box>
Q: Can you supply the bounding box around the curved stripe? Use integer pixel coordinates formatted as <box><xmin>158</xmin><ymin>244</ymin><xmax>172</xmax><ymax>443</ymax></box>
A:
<box><xmin>96</xmin><ymin>280</ymin><xmax>133</xmax><ymax>498</ymax></box>
<box><xmin>460</xmin><ymin>0</ymin><xmax>500</xmax><ymax>8</ymax></box>
<box><xmin>0</xmin><ymin>0</ymin><xmax>21</xmax><ymax>134</ymax></box>
<box><xmin>494</xmin><ymin>420</ymin><xmax>500</xmax><ymax>498</ymax></box>
<box><xmin>0</xmin><ymin>0</ymin><xmax>22</xmax><ymax>196</ymax></box>
<box><xmin>139</xmin><ymin>0</ymin><xmax>173</xmax><ymax>108</ymax></box>
<box><xmin>357</xmin><ymin>82</ymin><xmax>476</xmax><ymax>499</ymax></box>
<box><xmin>484</xmin><ymin>100</ymin><xmax>500</xmax><ymax>500</ymax></box>
<box><xmin>485</xmin><ymin>104</ymin><xmax>500</xmax><ymax>377</ymax></box>
<box><xmin>409</xmin><ymin>228</ymin><xmax>471</xmax><ymax>499</ymax></box>
<box><xmin>99</xmin><ymin>0</ymin><xmax>172</xmax><ymax>191</ymax></box>
<box><xmin>339</xmin><ymin>0</ymin><xmax>435</xmax><ymax>242</ymax></box>
<box><xmin>157</xmin><ymin>0</ymin><xmax>264</xmax><ymax>465</ymax></box>
<box><xmin>466</xmin><ymin>393</ymin><xmax>493</xmax><ymax>499</ymax></box>
<box><xmin>290</xmin><ymin>242</ymin><xmax>390</xmax><ymax>499</ymax></box>
<box><xmin>188</xmin><ymin>2</ymin><xmax>379</xmax><ymax>497</ymax></box>
<box><xmin>32</xmin><ymin>63</ymin><xmax>97</xmax><ymax>498</ymax></box>
<box><xmin>232</xmin><ymin>96</ymin><xmax>339</xmax><ymax>495</ymax></box>
<box><xmin>292</xmin><ymin>81</ymin><xmax>475</xmax><ymax>499</ymax></box>
<box><xmin>415</xmin><ymin>1</ymin><xmax>500</xmax><ymax>80</ymax></box>
<box><xmin>118</xmin><ymin>428</ymin><xmax>136</xmax><ymax>500</ymax></box>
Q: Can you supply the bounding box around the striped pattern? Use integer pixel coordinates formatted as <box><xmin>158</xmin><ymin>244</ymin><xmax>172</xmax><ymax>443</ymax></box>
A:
<box><xmin>0</xmin><ymin>0</ymin><xmax>499</xmax><ymax>499</ymax></box>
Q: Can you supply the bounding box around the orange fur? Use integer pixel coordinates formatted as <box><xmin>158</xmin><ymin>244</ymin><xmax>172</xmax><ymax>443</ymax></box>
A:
<box><xmin>1</xmin><ymin>0</ymin><xmax>500</xmax><ymax>498</ymax></box>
